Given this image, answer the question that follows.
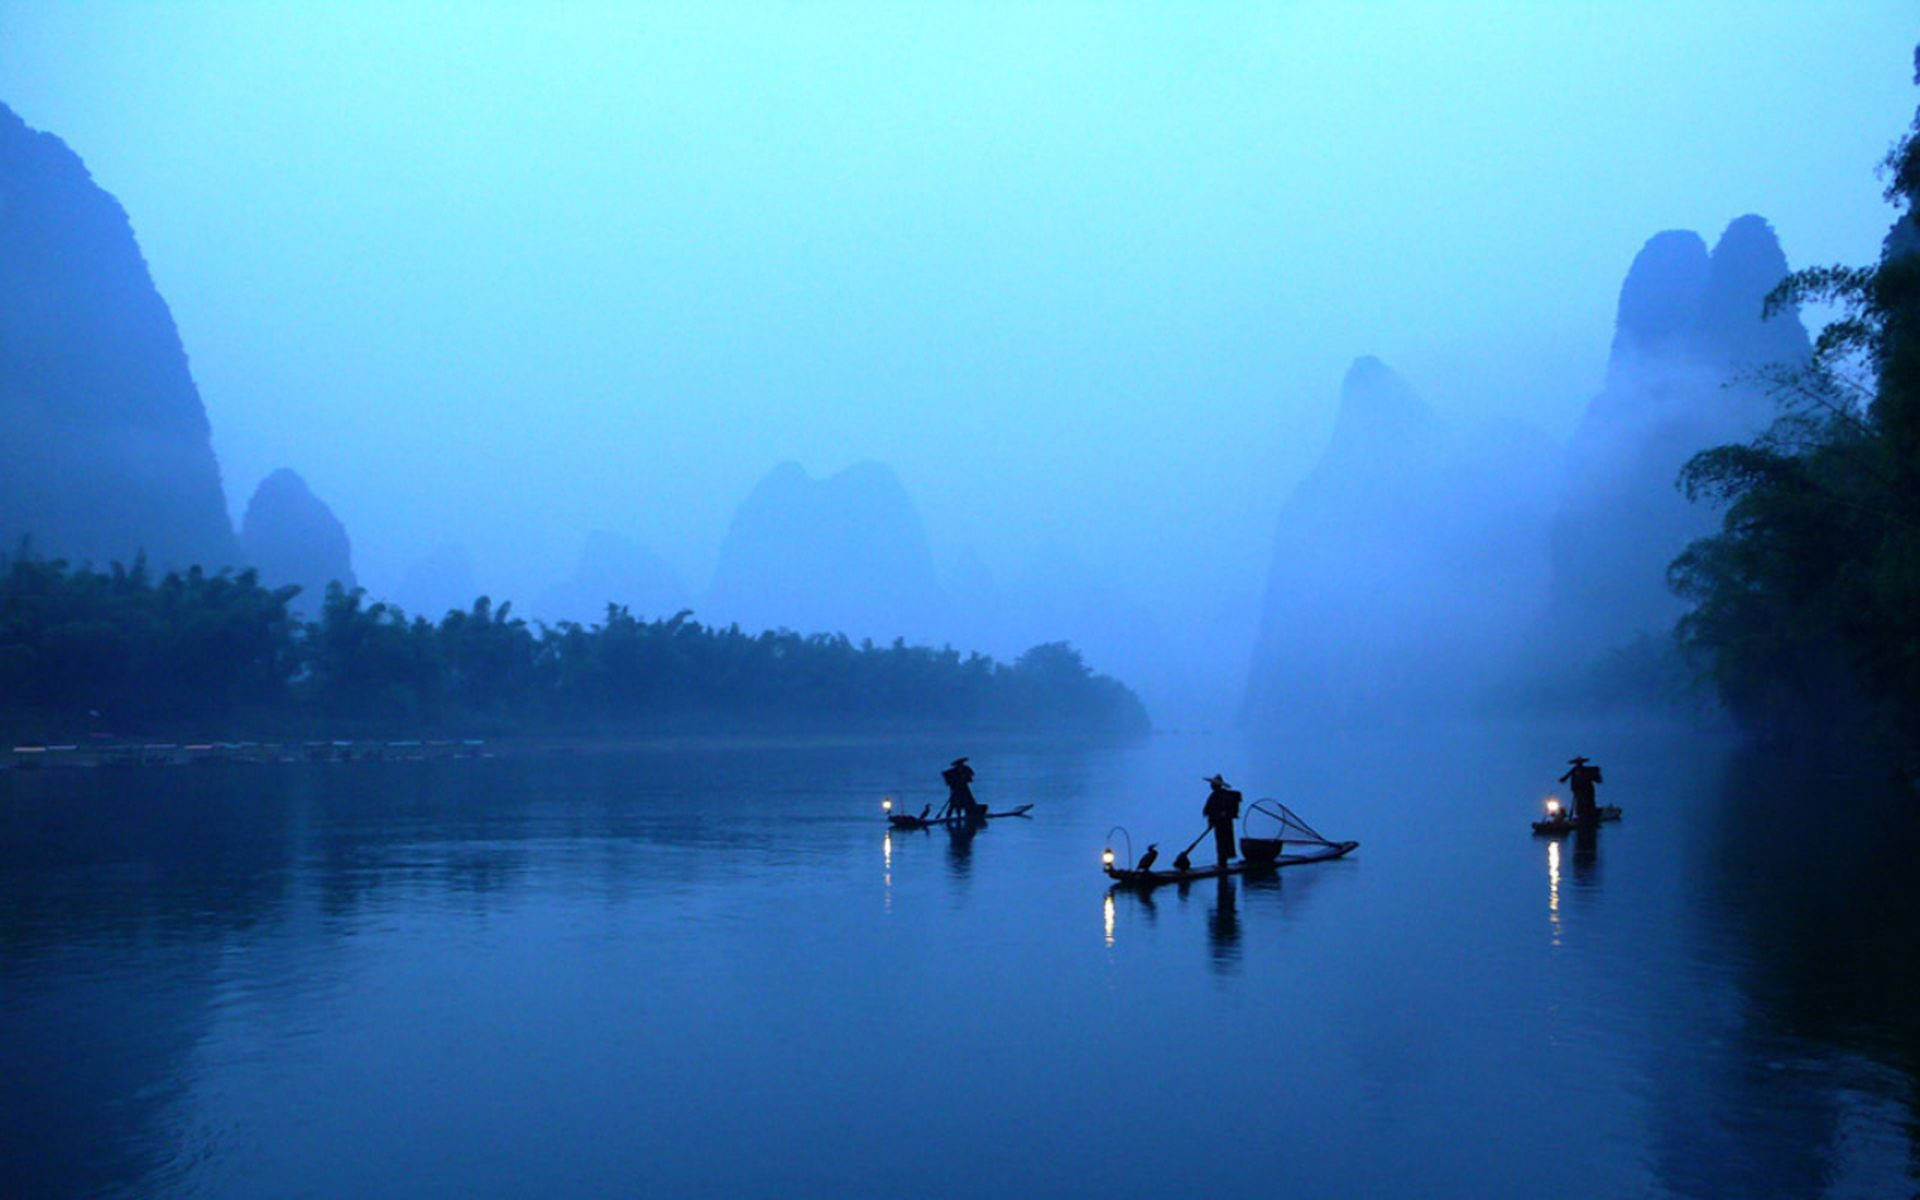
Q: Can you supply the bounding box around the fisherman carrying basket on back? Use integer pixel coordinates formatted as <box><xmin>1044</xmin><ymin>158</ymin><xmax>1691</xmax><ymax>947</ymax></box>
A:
<box><xmin>942</xmin><ymin>756</ymin><xmax>980</xmax><ymax>822</ymax></box>
<box><xmin>1558</xmin><ymin>756</ymin><xmax>1603</xmax><ymax>824</ymax></box>
<box><xmin>1202</xmin><ymin>774</ymin><xmax>1242</xmax><ymax>867</ymax></box>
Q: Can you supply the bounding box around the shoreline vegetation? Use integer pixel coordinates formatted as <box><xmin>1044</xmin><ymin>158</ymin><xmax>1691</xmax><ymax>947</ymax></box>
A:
<box><xmin>1670</xmin><ymin>56</ymin><xmax>1920</xmax><ymax>767</ymax></box>
<box><xmin>0</xmin><ymin>554</ymin><xmax>1151</xmax><ymax>746</ymax></box>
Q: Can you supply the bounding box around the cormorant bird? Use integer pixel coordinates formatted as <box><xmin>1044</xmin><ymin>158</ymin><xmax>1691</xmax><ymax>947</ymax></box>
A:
<box><xmin>1136</xmin><ymin>843</ymin><xmax>1159</xmax><ymax>872</ymax></box>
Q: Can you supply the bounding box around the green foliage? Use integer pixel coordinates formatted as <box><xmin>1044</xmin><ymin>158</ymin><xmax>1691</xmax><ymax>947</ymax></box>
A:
<box><xmin>1672</xmin><ymin>49</ymin><xmax>1920</xmax><ymax>755</ymax></box>
<box><xmin>0</xmin><ymin>554</ymin><xmax>1149</xmax><ymax>739</ymax></box>
<box><xmin>0</xmin><ymin>551</ymin><xmax>301</xmax><ymax>727</ymax></box>
<box><xmin>304</xmin><ymin>583</ymin><xmax>441</xmax><ymax>724</ymax></box>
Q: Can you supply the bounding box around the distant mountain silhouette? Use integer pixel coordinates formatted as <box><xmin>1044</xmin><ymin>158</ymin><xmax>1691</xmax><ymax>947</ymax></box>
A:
<box><xmin>536</xmin><ymin>530</ymin><xmax>689</xmax><ymax>626</ymax></box>
<box><xmin>238</xmin><ymin>469</ymin><xmax>355</xmax><ymax>615</ymax></box>
<box><xmin>1546</xmin><ymin>214</ymin><xmax>1810</xmax><ymax>658</ymax></box>
<box><xmin>702</xmin><ymin>461</ymin><xmax>952</xmax><ymax>643</ymax></box>
<box><xmin>0</xmin><ymin>101</ymin><xmax>236</xmax><ymax>571</ymax></box>
<box><xmin>1243</xmin><ymin>356</ymin><xmax>1556</xmax><ymax>724</ymax></box>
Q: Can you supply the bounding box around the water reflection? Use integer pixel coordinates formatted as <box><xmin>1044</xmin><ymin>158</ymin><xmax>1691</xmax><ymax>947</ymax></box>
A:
<box><xmin>0</xmin><ymin>765</ymin><xmax>294</xmax><ymax>1197</ymax></box>
<box><xmin>944</xmin><ymin>823</ymin><xmax>975</xmax><ymax>878</ymax></box>
<box><xmin>1542</xmin><ymin>822</ymin><xmax>1598</xmax><ymax>945</ymax></box>
<box><xmin>1101</xmin><ymin>873</ymin><xmax>1248</xmax><ymax>969</ymax></box>
<box><xmin>1648</xmin><ymin>745</ymin><xmax>1920</xmax><ymax>1197</ymax></box>
<box><xmin>1571</xmin><ymin>824</ymin><xmax>1599</xmax><ymax>877</ymax></box>
<box><xmin>1546</xmin><ymin>839</ymin><xmax>1562</xmax><ymax>947</ymax></box>
<box><xmin>1104</xmin><ymin>882</ymin><xmax>1159</xmax><ymax>943</ymax></box>
<box><xmin>7</xmin><ymin>730</ymin><xmax>1917</xmax><ymax>1197</ymax></box>
<box><xmin>1207</xmin><ymin>875</ymin><xmax>1241</xmax><ymax>972</ymax></box>
<box><xmin>1240</xmin><ymin>867</ymin><xmax>1283</xmax><ymax>893</ymax></box>
<box><xmin>1133</xmin><ymin>886</ymin><xmax>1158</xmax><ymax>923</ymax></box>
<box><xmin>1</xmin><ymin>742</ymin><xmax>944</xmax><ymax>1198</ymax></box>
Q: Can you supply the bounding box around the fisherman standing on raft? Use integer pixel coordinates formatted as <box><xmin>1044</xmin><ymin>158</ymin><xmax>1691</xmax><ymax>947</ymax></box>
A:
<box><xmin>942</xmin><ymin>757</ymin><xmax>979</xmax><ymax>821</ymax></box>
<box><xmin>1202</xmin><ymin>774</ymin><xmax>1242</xmax><ymax>866</ymax></box>
<box><xmin>1558</xmin><ymin>756</ymin><xmax>1604</xmax><ymax>824</ymax></box>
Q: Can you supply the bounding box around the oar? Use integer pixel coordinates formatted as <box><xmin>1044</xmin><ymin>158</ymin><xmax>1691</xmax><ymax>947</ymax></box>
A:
<box><xmin>1170</xmin><ymin>826</ymin><xmax>1211</xmax><ymax>873</ymax></box>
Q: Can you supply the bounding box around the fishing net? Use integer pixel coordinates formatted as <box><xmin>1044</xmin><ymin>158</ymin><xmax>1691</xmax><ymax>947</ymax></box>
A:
<box><xmin>1241</xmin><ymin>798</ymin><xmax>1339</xmax><ymax>850</ymax></box>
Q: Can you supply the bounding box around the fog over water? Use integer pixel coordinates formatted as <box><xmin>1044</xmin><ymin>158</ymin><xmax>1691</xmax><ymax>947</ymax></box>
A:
<box><xmin>1</xmin><ymin>3</ymin><xmax>1914</xmax><ymax>723</ymax></box>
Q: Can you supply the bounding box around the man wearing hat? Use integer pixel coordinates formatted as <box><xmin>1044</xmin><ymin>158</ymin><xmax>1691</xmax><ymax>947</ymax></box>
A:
<box><xmin>1558</xmin><ymin>756</ymin><xmax>1603</xmax><ymax>824</ymax></box>
<box><xmin>1201</xmin><ymin>774</ymin><xmax>1243</xmax><ymax>867</ymax></box>
<box><xmin>941</xmin><ymin>756</ymin><xmax>979</xmax><ymax>821</ymax></box>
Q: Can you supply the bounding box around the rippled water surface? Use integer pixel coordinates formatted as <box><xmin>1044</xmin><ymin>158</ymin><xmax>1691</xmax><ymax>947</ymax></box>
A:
<box><xmin>3</xmin><ymin>722</ymin><xmax>1914</xmax><ymax>1198</ymax></box>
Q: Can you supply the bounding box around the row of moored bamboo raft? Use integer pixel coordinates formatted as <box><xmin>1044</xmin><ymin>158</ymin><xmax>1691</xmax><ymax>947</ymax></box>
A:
<box><xmin>4</xmin><ymin>739</ymin><xmax>492</xmax><ymax>769</ymax></box>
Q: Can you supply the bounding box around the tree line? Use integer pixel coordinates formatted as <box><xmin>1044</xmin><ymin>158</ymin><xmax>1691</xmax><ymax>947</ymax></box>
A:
<box><xmin>1671</xmin><ymin>46</ymin><xmax>1920</xmax><ymax>761</ymax></box>
<box><xmin>0</xmin><ymin>554</ymin><xmax>1149</xmax><ymax>739</ymax></box>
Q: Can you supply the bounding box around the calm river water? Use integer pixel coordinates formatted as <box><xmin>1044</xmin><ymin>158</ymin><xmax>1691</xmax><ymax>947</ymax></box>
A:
<box><xmin>3</xmin><ymin>719</ymin><xmax>1914</xmax><ymax>1198</ymax></box>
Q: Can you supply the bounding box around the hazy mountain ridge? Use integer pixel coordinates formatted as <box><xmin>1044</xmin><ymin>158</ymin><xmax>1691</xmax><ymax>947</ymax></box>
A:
<box><xmin>702</xmin><ymin>461</ymin><xmax>954</xmax><ymax>644</ymax></box>
<box><xmin>239</xmin><ymin>469</ymin><xmax>355</xmax><ymax>615</ymax></box>
<box><xmin>0</xmin><ymin>101</ymin><xmax>1128</xmax><ymax>708</ymax></box>
<box><xmin>535</xmin><ymin>530</ymin><xmax>689</xmax><ymax>627</ymax></box>
<box><xmin>695</xmin><ymin>464</ymin><xmax>1178</xmax><ymax>718</ymax></box>
<box><xmin>1245</xmin><ymin>215</ymin><xmax>1808</xmax><ymax>724</ymax></box>
<box><xmin>1244</xmin><ymin>357</ymin><xmax>1557</xmax><ymax>724</ymax></box>
<box><xmin>0</xmin><ymin>101</ymin><xmax>236</xmax><ymax>571</ymax></box>
<box><xmin>0</xmin><ymin>93</ymin><xmax>1818</xmax><ymax>737</ymax></box>
<box><xmin>1547</xmin><ymin>214</ymin><xmax>1810</xmax><ymax>660</ymax></box>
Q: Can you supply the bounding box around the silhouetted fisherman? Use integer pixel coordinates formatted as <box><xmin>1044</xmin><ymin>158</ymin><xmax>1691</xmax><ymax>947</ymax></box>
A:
<box><xmin>1202</xmin><ymin>774</ymin><xmax>1242</xmax><ymax>866</ymax></box>
<box><xmin>1558</xmin><ymin>756</ymin><xmax>1604</xmax><ymax>824</ymax></box>
<box><xmin>941</xmin><ymin>756</ymin><xmax>979</xmax><ymax>821</ymax></box>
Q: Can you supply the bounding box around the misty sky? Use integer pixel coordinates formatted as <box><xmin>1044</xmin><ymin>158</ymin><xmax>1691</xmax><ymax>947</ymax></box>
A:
<box><xmin>1</xmin><ymin>3</ymin><xmax>1915</xmax><ymax>655</ymax></box>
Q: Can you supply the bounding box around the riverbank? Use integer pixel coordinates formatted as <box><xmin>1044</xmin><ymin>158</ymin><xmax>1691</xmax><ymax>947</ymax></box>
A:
<box><xmin>3</xmin><ymin>722</ymin><xmax>1150</xmax><ymax>772</ymax></box>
